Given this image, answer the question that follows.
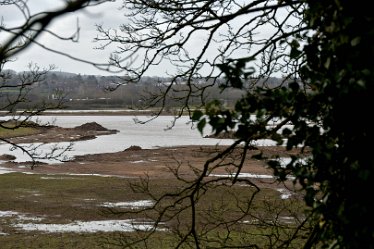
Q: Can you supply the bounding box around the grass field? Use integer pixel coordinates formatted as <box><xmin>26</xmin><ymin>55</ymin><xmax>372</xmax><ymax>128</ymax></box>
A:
<box><xmin>0</xmin><ymin>120</ymin><xmax>41</xmax><ymax>139</ymax></box>
<box><xmin>0</xmin><ymin>172</ymin><xmax>310</xmax><ymax>248</ymax></box>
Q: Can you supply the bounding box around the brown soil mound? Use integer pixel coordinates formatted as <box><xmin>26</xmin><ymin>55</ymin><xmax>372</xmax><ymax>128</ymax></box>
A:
<box><xmin>0</xmin><ymin>154</ymin><xmax>17</xmax><ymax>161</ymax></box>
<box><xmin>73</xmin><ymin>122</ymin><xmax>109</xmax><ymax>131</ymax></box>
<box><xmin>124</xmin><ymin>145</ymin><xmax>142</xmax><ymax>151</ymax></box>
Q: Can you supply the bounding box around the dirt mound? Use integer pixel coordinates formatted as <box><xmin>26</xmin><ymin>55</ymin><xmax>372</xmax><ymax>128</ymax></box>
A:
<box><xmin>73</xmin><ymin>122</ymin><xmax>109</xmax><ymax>131</ymax></box>
<box><xmin>0</xmin><ymin>154</ymin><xmax>17</xmax><ymax>161</ymax></box>
<box><xmin>124</xmin><ymin>145</ymin><xmax>142</xmax><ymax>151</ymax></box>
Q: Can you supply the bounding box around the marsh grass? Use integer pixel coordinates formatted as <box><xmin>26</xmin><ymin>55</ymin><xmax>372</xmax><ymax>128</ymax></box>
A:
<box><xmin>0</xmin><ymin>120</ymin><xmax>41</xmax><ymax>139</ymax></box>
<box><xmin>0</xmin><ymin>126</ymin><xmax>40</xmax><ymax>139</ymax></box>
<box><xmin>0</xmin><ymin>173</ymin><xmax>309</xmax><ymax>248</ymax></box>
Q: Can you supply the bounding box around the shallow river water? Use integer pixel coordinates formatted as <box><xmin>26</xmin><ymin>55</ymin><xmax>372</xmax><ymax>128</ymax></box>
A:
<box><xmin>0</xmin><ymin>115</ymin><xmax>277</xmax><ymax>163</ymax></box>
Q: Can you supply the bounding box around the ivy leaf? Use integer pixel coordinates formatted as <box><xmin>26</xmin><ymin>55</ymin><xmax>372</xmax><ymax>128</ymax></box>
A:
<box><xmin>192</xmin><ymin>110</ymin><xmax>203</xmax><ymax>121</ymax></box>
<box><xmin>290</xmin><ymin>46</ymin><xmax>302</xmax><ymax>59</ymax></box>
<box><xmin>351</xmin><ymin>37</ymin><xmax>361</xmax><ymax>46</ymax></box>
<box><xmin>290</xmin><ymin>39</ymin><xmax>301</xmax><ymax>59</ymax></box>
<box><xmin>197</xmin><ymin>118</ymin><xmax>206</xmax><ymax>134</ymax></box>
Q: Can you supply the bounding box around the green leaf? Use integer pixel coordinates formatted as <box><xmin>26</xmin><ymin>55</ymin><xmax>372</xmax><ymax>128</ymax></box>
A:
<box><xmin>192</xmin><ymin>110</ymin><xmax>203</xmax><ymax>121</ymax></box>
<box><xmin>282</xmin><ymin>127</ymin><xmax>292</xmax><ymax>136</ymax></box>
<box><xmin>351</xmin><ymin>37</ymin><xmax>361</xmax><ymax>46</ymax></box>
<box><xmin>290</xmin><ymin>46</ymin><xmax>302</xmax><ymax>59</ymax></box>
<box><xmin>324</xmin><ymin>57</ymin><xmax>331</xmax><ymax>69</ymax></box>
<box><xmin>197</xmin><ymin>118</ymin><xmax>206</xmax><ymax>134</ymax></box>
<box><xmin>289</xmin><ymin>39</ymin><xmax>301</xmax><ymax>59</ymax></box>
<box><xmin>267</xmin><ymin>160</ymin><xmax>280</xmax><ymax>168</ymax></box>
<box><xmin>289</xmin><ymin>81</ymin><xmax>300</xmax><ymax>92</ymax></box>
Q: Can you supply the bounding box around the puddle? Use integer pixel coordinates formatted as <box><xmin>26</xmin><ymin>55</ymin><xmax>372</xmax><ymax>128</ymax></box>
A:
<box><xmin>40</xmin><ymin>176</ymin><xmax>78</xmax><ymax>180</ymax></box>
<box><xmin>279</xmin><ymin>216</ymin><xmax>296</xmax><ymax>224</ymax></box>
<box><xmin>274</xmin><ymin>157</ymin><xmax>310</xmax><ymax>168</ymax></box>
<box><xmin>2</xmin><ymin>210</ymin><xmax>163</xmax><ymax>233</ymax></box>
<box><xmin>130</xmin><ymin>160</ymin><xmax>147</xmax><ymax>164</ymax></box>
<box><xmin>0</xmin><ymin>167</ymin><xmax>132</xmax><ymax>178</ymax></box>
<box><xmin>0</xmin><ymin>166</ymin><xmax>13</xmax><ymax>174</ymax></box>
<box><xmin>100</xmin><ymin>200</ymin><xmax>153</xmax><ymax>209</ymax></box>
<box><xmin>0</xmin><ymin>211</ymin><xmax>19</xmax><ymax>217</ymax></box>
<box><xmin>16</xmin><ymin>215</ymin><xmax>44</xmax><ymax>222</ymax></box>
<box><xmin>65</xmin><ymin>173</ymin><xmax>130</xmax><ymax>178</ymax></box>
<box><xmin>210</xmin><ymin>172</ymin><xmax>296</xmax><ymax>181</ymax></box>
<box><xmin>276</xmin><ymin>188</ymin><xmax>292</xmax><ymax>199</ymax></box>
<box><xmin>0</xmin><ymin>210</ymin><xmax>44</xmax><ymax>222</ymax></box>
<box><xmin>209</xmin><ymin>173</ymin><xmax>274</xmax><ymax>179</ymax></box>
<box><xmin>14</xmin><ymin>219</ymin><xmax>164</xmax><ymax>233</ymax></box>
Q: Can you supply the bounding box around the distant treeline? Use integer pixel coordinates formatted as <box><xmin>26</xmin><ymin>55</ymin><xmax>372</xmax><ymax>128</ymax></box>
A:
<box><xmin>1</xmin><ymin>70</ymin><xmax>286</xmax><ymax>110</ymax></box>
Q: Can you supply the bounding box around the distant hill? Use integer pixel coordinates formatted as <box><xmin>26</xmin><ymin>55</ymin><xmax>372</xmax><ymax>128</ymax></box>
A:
<box><xmin>1</xmin><ymin>70</ymin><xmax>289</xmax><ymax>110</ymax></box>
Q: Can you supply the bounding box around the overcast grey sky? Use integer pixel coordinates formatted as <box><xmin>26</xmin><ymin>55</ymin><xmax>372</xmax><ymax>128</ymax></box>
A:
<box><xmin>1</xmin><ymin>1</ymin><xmax>296</xmax><ymax>77</ymax></box>
<box><xmin>1</xmin><ymin>0</ymin><xmax>130</xmax><ymax>76</ymax></box>
<box><xmin>1</xmin><ymin>1</ymin><xmax>224</xmax><ymax>77</ymax></box>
